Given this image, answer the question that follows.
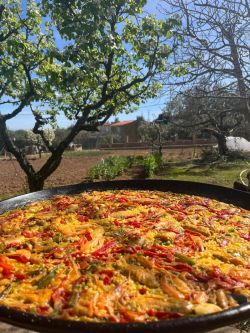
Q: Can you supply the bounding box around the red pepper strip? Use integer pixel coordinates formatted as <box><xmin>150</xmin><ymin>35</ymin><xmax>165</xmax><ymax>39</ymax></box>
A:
<box><xmin>126</xmin><ymin>221</ymin><xmax>141</xmax><ymax>228</ymax></box>
<box><xmin>45</xmin><ymin>246</ymin><xmax>61</xmax><ymax>259</ymax></box>
<box><xmin>105</xmin><ymin>195</ymin><xmax>116</xmax><ymax>201</ymax></box>
<box><xmin>119</xmin><ymin>197</ymin><xmax>128</xmax><ymax>203</ymax></box>
<box><xmin>120</xmin><ymin>309</ymin><xmax>145</xmax><ymax>322</ymax></box>
<box><xmin>40</xmin><ymin>231</ymin><xmax>54</xmax><ymax>238</ymax></box>
<box><xmin>36</xmin><ymin>306</ymin><xmax>50</xmax><ymax>315</ymax></box>
<box><xmin>103</xmin><ymin>276</ymin><xmax>112</xmax><ymax>285</ymax></box>
<box><xmin>6</xmin><ymin>242</ymin><xmax>22</xmax><ymax>249</ymax></box>
<box><xmin>147</xmin><ymin>309</ymin><xmax>182</xmax><ymax>319</ymax></box>
<box><xmin>143</xmin><ymin>250</ymin><xmax>173</xmax><ymax>262</ymax></box>
<box><xmin>149</xmin><ymin>244</ymin><xmax>163</xmax><ymax>251</ymax></box>
<box><xmin>195</xmin><ymin>267</ymin><xmax>246</xmax><ymax>290</ymax></box>
<box><xmin>230</xmin><ymin>222</ymin><xmax>244</xmax><ymax>228</ymax></box>
<box><xmin>99</xmin><ymin>270</ymin><xmax>113</xmax><ymax>277</ymax></box>
<box><xmin>15</xmin><ymin>273</ymin><xmax>27</xmax><ymax>280</ymax></box>
<box><xmin>0</xmin><ymin>256</ymin><xmax>13</xmax><ymax>278</ymax></box>
<box><xmin>184</xmin><ymin>229</ymin><xmax>206</xmax><ymax>238</ymax></box>
<box><xmin>165</xmin><ymin>227</ymin><xmax>182</xmax><ymax>234</ymax></box>
<box><xmin>108</xmin><ymin>315</ymin><xmax>119</xmax><ymax>322</ymax></box>
<box><xmin>8</xmin><ymin>254</ymin><xmax>30</xmax><ymax>264</ymax></box>
<box><xmin>85</xmin><ymin>231</ymin><xmax>92</xmax><ymax>241</ymax></box>
<box><xmin>163</xmin><ymin>263</ymin><xmax>193</xmax><ymax>273</ymax></box>
<box><xmin>78</xmin><ymin>215</ymin><xmax>89</xmax><ymax>222</ymax></box>
<box><xmin>22</xmin><ymin>230</ymin><xmax>53</xmax><ymax>239</ymax></box>
<box><xmin>143</xmin><ymin>245</ymin><xmax>174</xmax><ymax>261</ymax></box>
<box><xmin>114</xmin><ymin>246</ymin><xmax>137</xmax><ymax>254</ymax></box>
<box><xmin>172</xmin><ymin>263</ymin><xmax>193</xmax><ymax>272</ymax></box>
<box><xmin>22</xmin><ymin>230</ymin><xmax>34</xmax><ymax>238</ymax></box>
<box><xmin>92</xmin><ymin>240</ymin><xmax>117</xmax><ymax>256</ymax></box>
<box><xmin>76</xmin><ymin>232</ymin><xmax>92</xmax><ymax>249</ymax></box>
<box><xmin>56</xmin><ymin>202</ymin><xmax>70</xmax><ymax>210</ymax></box>
<box><xmin>218</xmin><ymin>209</ymin><xmax>235</xmax><ymax>216</ymax></box>
<box><xmin>239</xmin><ymin>233</ymin><xmax>250</xmax><ymax>241</ymax></box>
<box><xmin>174</xmin><ymin>213</ymin><xmax>186</xmax><ymax>221</ymax></box>
<box><xmin>51</xmin><ymin>287</ymin><xmax>70</xmax><ymax>307</ymax></box>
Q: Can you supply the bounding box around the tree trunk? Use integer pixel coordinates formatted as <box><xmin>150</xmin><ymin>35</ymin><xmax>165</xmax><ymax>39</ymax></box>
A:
<box><xmin>27</xmin><ymin>175</ymin><xmax>45</xmax><ymax>192</ymax></box>
<box><xmin>158</xmin><ymin>145</ymin><xmax>163</xmax><ymax>156</ymax></box>
<box><xmin>203</xmin><ymin>128</ymin><xmax>229</xmax><ymax>156</ymax></box>
<box><xmin>1</xmin><ymin>116</ymin><xmax>94</xmax><ymax>193</ymax></box>
<box><xmin>216</xmin><ymin>134</ymin><xmax>228</xmax><ymax>156</ymax></box>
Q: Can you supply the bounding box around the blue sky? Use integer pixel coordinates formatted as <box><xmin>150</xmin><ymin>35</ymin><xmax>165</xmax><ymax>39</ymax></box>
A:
<box><xmin>6</xmin><ymin>0</ymin><xmax>168</xmax><ymax>130</ymax></box>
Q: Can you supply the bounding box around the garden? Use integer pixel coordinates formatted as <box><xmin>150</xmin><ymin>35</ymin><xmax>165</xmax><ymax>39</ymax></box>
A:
<box><xmin>1</xmin><ymin>148</ymin><xmax>249</xmax><ymax>200</ymax></box>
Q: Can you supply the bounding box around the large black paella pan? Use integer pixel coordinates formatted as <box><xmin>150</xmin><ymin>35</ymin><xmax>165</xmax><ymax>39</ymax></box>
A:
<box><xmin>0</xmin><ymin>180</ymin><xmax>249</xmax><ymax>333</ymax></box>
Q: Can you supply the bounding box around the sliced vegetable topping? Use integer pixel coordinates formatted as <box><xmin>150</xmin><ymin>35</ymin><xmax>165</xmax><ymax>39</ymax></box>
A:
<box><xmin>0</xmin><ymin>190</ymin><xmax>248</xmax><ymax>323</ymax></box>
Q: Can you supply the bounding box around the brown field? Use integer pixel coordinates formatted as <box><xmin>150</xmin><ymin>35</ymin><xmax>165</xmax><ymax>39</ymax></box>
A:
<box><xmin>0</xmin><ymin>148</ymin><xmax>199</xmax><ymax>199</ymax></box>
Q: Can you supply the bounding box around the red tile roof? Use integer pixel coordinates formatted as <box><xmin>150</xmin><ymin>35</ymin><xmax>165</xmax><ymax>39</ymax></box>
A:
<box><xmin>111</xmin><ymin>120</ymin><xmax>135</xmax><ymax>127</ymax></box>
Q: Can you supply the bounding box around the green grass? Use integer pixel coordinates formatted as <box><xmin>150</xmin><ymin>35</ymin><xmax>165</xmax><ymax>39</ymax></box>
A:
<box><xmin>157</xmin><ymin>160</ymin><xmax>250</xmax><ymax>188</ymax></box>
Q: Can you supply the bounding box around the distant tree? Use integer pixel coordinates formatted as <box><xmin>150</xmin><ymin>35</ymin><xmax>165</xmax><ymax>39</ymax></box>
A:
<box><xmin>0</xmin><ymin>0</ymin><xmax>183</xmax><ymax>192</ymax></box>
<box><xmin>26</xmin><ymin>128</ymin><xmax>55</xmax><ymax>158</ymax></box>
<box><xmin>6</xmin><ymin>130</ymin><xmax>27</xmax><ymax>149</ymax></box>
<box><xmin>161</xmin><ymin>84</ymin><xmax>243</xmax><ymax>156</ymax></box>
<box><xmin>138</xmin><ymin>121</ymin><xmax>169</xmax><ymax>155</ymax></box>
<box><xmin>163</xmin><ymin>0</ymin><xmax>250</xmax><ymax>122</ymax></box>
<box><xmin>53</xmin><ymin>128</ymin><xmax>70</xmax><ymax>146</ymax></box>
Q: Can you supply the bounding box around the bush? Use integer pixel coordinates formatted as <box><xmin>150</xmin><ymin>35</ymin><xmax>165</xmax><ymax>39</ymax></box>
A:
<box><xmin>225</xmin><ymin>150</ymin><xmax>248</xmax><ymax>161</ymax></box>
<box><xmin>87</xmin><ymin>155</ymin><xmax>136</xmax><ymax>181</ymax></box>
<box><xmin>143</xmin><ymin>153</ymin><xmax>163</xmax><ymax>178</ymax></box>
<box><xmin>200</xmin><ymin>148</ymin><xmax>220</xmax><ymax>163</ymax></box>
<box><xmin>200</xmin><ymin>148</ymin><xmax>248</xmax><ymax>163</ymax></box>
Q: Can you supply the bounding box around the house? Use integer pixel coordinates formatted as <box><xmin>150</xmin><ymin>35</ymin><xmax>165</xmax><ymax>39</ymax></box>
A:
<box><xmin>110</xmin><ymin>119</ymin><xmax>142</xmax><ymax>144</ymax></box>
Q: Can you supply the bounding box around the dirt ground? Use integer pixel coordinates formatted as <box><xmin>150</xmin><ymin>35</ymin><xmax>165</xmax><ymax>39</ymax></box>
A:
<box><xmin>0</xmin><ymin>155</ymin><xmax>102</xmax><ymax>198</ymax></box>
<box><xmin>0</xmin><ymin>148</ymin><xmax>200</xmax><ymax>199</ymax></box>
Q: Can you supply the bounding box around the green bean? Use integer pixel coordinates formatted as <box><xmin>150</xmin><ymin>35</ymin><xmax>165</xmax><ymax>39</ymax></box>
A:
<box><xmin>0</xmin><ymin>284</ymin><xmax>12</xmax><ymax>299</ymax></box>
<box><xmin>37</xmin><ymin>267</ymin><xmax>58</xmax><ymax>289</ymax></box>
<box><xmin>174</xmin><ymin>253</ymin><xmax>195</xmax><ymax>266</ymax></box>
<box><xmin>68</xmin><ymin>281</ymin><xmax>82</xmax><ymax>307</ymax></box>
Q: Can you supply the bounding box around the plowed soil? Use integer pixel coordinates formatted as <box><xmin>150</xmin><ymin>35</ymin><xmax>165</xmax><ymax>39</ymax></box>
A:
<box><xmin>0</xmin><ymin>156</ymin><xmax>97</xmax><ymax>198</ymax></box>
<box><xmin>0</xmin><ymin>148</ymin><xmax>198</xmax><ymax>199</ymax></box>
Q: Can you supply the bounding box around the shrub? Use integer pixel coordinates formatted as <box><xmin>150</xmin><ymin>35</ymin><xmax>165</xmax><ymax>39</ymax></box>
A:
<box><xmin>200</xmin><ymin>148</ymin><xmax>220</xmax><ymax>163</ymax></box>
<box><xmin>87</xmin><ymin>155</ymin><xmax>136</xmax><ymax>181</ymax></box>
<box><xmin>200</xmin><ymin>147</ymin><xmax>248</xmax><ymax>163</ymax></box>
<box><xmin>225</xmin><ymin>150</ymin><xmax>248</xmax><ymax>161</ymax></box>
<box><xmin>143</xmin><ymin>153</ymin><xmax>163</xmax><ymax>178</ymax></box>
